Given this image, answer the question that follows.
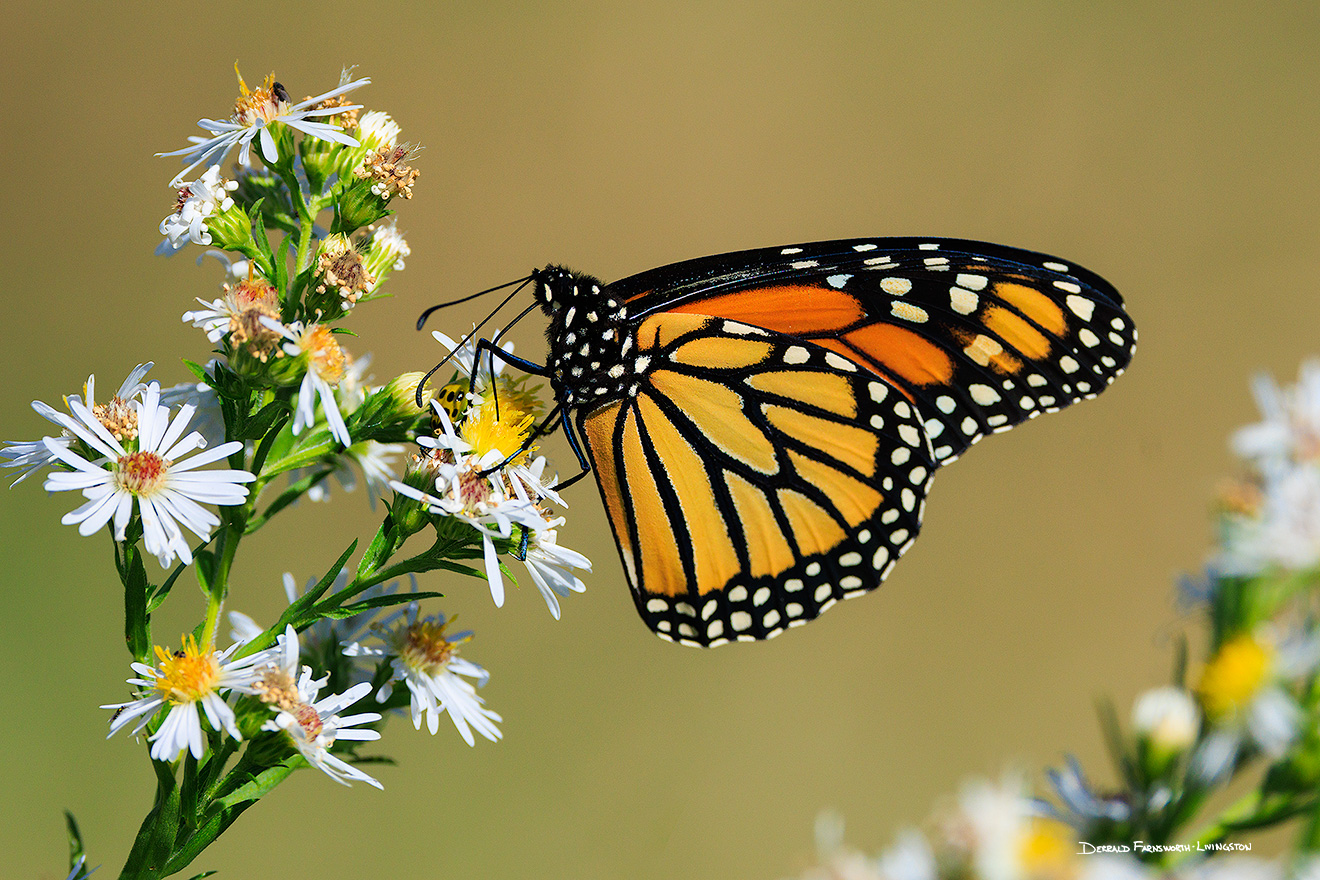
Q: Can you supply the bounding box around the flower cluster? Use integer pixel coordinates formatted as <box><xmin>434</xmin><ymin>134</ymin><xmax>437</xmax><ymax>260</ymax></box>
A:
<box><xmin>6</xmin><ymin>68</ymin><xmax>591</xmax><ymax>878</ymax></box>
<box><xmin>785</xmin><ymin>361</ymin><xmax>1320</xmax><ymax>880</ymax></box>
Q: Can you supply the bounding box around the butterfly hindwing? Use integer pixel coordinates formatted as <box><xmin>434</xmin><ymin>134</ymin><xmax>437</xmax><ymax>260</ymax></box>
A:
<box><xmin>609</xmin><ymin>238</ymin><xmax>1135</xmax><ymax>463</ymax></box>
<box><xmin>578</xmin><ymin>312</ymin><xmax>936</xmax><ymax>646</ymax></box>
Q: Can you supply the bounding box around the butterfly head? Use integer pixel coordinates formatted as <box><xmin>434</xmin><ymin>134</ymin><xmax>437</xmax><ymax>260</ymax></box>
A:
<box><xmin>532</xmin><ymin>265</ymin><xmax>609</xmax><ymax>316</ymax></box>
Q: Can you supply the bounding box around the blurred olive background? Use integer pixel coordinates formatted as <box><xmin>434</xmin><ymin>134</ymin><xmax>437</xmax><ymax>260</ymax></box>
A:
<box><xmin>4</xmin><ymin>2</ymin><xmax>1320</xmax><ymax>878</ymax></box>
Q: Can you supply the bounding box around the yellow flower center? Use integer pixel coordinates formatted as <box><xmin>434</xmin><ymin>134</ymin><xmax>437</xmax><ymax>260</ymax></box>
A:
<box><xmin>153</xmin><ymin>637</ymin><xmax>221</xmax><ymax>705</ymax></box>
<box><xmin>232</xmin><ymin>66</ymin><xmax>287</xmax><ymax>127</ymax></box>
<box><xmin>399</xmin><ymin>619</ymin><xmax>465</xmax><ymax>676</ymax></box>
<box><xmin>1017</xmin><ymin>817</ymin><xmax>1077</xmax><ymax>879</ymax></box>
<box><xmin>301</xmin><ymin>325</ymin><xmax>346</xmax><ymax>385</ymax></box>
<box><xmin>461</xmin><ymin>402</ymin><xmax>534</xmax><ymax>464</ymax></box>
<box><xmin>1198</xmin><ymin>635</ymin><xmax>1273</xmax><ymax>719</ymax></box>
<box><xmin>116</xmin><ymin>451</ymin><xmax>170</xmax><ymax>496</ymax></box>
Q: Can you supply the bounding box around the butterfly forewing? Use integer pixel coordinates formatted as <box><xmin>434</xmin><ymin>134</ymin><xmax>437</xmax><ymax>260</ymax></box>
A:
<box><xmin>609</xmin><ymin>238</ymin><xmax>1134</xmax><ymax>463</ymax></box>
<box><xmin>578</xmin><ymin>312</ymin><xmax>935</xmax><ymax>646</ymax></box>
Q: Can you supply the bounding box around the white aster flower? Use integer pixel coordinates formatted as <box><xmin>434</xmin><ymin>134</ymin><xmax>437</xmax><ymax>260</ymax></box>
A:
<box><xmin>155</xmin><ymin>166</ymin><xmax>238</xmax><ymax>255</ymax></box>
<box><xmin>101</xmin><ymin>635</ymin><xmax>277</xmax><ymax>762</ymax></box>
<box><xmin>345</xmin><ymin>603</ymin><xmax>501</xmax><ymax>746</ymax></box>
<box><xmin>1132</xmin><ymin>685</ymin><xmax>1200</xmax><ymax>753</ymax></box>
<box><xmin>356</xmin><ymin>109</ymin><xmax>400</xmax><ymax>150</ymax></box>
<box><xmin>40</xmin><ymin>382</ymin><xmax>255</xmax><ymax>567</ymax></box>
<box><xmin>157</xmin><ymin>71</ymin><xmax>368</xmax><ymax>188</ymax></box>
<box><xmin>392</xmin><ymin>403</ymin><xmax>547</xmax><ymax>607</ymax></box>
<box><xmin>1217</xmin><ymin>466</ymin><xmax>1320</xmax><ymax>575</ymax></box>
<box><xmin>874</xmin><ymin>829</ymin><xmax>936</xmax><ymax>880</ymax></box>
<box><xmin>302</xmin><ymin>439</ymin><xmax>404</xmax><ymax>510</ymax></box>
<box><xmin>264</xmin><ymin>318</ymin><xmax>352</xmax><ymax>447</ymax></box>
<box><xmin>1232</xmin><ymin>361</ymin><xmax>1320</xmax><ymax>473</ymax></box>
<box><xmin>254</xmin><ymin>626</ymin><xmax>383</xmax><ymax>788</ymax></box>
<box><xmin>430</xmin><ymin>326</ymin><xmax>514</xmax><ymax>394</ymax></box>
<box><xmin>939</xmin><ymin>773</ymin><xmax>1077</xmax><ymax>880</ymax></box>
<box><xmin>197</xmin><ymin>248</ymin><xmax>250</xmax><ymax>283</ymax></box>
<box><xmin>520</xmin><ymin>519</ymin><xmax>590</xmax><ymax>619</ymax></box>
<box><xmin>1191</xmin><ymin>627</ymin><xmax>1320</xmax><ymax>783</ymax></box>
<box><xmin>3</xmin><ymin>363</ymin><xmax>154</xmax><ymax>486</ymax></box>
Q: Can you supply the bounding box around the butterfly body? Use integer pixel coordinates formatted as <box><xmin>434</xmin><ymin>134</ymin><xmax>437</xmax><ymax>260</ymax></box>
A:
<box><xmin>525</xmin><ymin>238</ymin><xmax>1134</xmax><ymax>647</ymax></box>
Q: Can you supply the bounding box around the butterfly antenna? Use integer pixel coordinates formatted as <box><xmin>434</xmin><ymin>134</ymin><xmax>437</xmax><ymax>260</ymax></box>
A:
<box><xmin>484</xmin><ymin>300</ymin><xmax>544</xmax><ymax>423</ymax></box>
<box><xmin>415</xmin><ymin>274</ymin><xmax>534</xmax><ymax>330</ymax></box>
<box><xmin>415</xmin><ymin>275</ymin><xmax>536</xmax><ymax>407</ymax></box>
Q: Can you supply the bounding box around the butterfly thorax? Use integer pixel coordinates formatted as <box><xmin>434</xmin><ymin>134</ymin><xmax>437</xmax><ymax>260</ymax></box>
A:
<box><xmin>535</xmin><ymin>265</ymin><xmax>645</xmax><ymax>411</ymax></box>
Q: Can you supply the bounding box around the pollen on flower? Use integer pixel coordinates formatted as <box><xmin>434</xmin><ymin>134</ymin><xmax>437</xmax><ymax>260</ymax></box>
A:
<box><xmin>316</xmin><ymin>236</ymin><xmax>375</xmax><ymax>305</ymax></box>
<box><xmin>116</xmin><ymin>451</ymin><xmax>170</xmax><ymax>496</ymax></box>
<box><xmin>398</xmin><ymin>618</ymin><xmax>468</xmax><ymax>676</ymax></box>
<box><xmin>357</xmin><ymin>144</ymin><xmax>421</xmax><ymax>200</ymax></box>
<box><xmin>1198</xmin><ymin>634</ymin><xmax>1273</xmax><ymax>719</ymax></box>
<box><xmin>252</xmin><ymin>666</ymin><xmax>302</xmax><ymax>713</ymax></box>
<box><xmin>92</xmin><ymin>396</ymin><xmax>140</xmax><ymax>442</ymax></box>
<box><xmin>154</xmin><ymin>636</ymin><xmax>222</xmax><ymax>704</ymax></box>
<box><xmin>224</xmin><ymin>276</ymin><xmax>282</xmax><ymax>359</ymax></box>
<box><xmin>300</xmin><ymin>325</ymin><xmax>347</xmax><ymax>384</ymax></box>
<box><xmin>232</xmin><ymin>67</ymin><xmax>288</xmax><ymax>128</ymax></box>
<box><xmin>461</xmin><ymin>403</ymin><xmax>535</xmax><ymax>464</ymax></box>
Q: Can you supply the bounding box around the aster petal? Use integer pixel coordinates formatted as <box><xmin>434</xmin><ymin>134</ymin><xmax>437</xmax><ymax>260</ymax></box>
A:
<box><xmin>481</xmin><ymin>533</ymin><xmax>505</xmax><ymax>607</ymax></box>
<box><xmin>292</xmin><ymin>77</ymin><xmax>371</xmax><ymax>109</ymax></box>
<box><xmin>170</xmin><ymin>440</ymin><xmax>248</xmax><ymax>472</ymax></box>
<box><xmin>62</xmin><ymin>490</ymin><xmax>122</xmax><ymax>536</ymax></box>
<box><xmin>156</xmin><ymin>408</ymin><xmax>197</xmax><ymax>457</ymax></box>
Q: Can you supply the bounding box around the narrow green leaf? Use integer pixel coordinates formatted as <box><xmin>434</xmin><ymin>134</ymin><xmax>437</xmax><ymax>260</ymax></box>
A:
<box><xmin>63</xmin><ymin>810</ymin><xmax>85</xmax><ymax>871</ymax></box>
<box><xmin>316</xmin><ymin>591</ymin><xmax>445</xmax><ymax>618</ymax></box>
<box><xmin>122</xmin><ymin>541</ymin><xmax>151</xmax><ymax>662</ymax></box>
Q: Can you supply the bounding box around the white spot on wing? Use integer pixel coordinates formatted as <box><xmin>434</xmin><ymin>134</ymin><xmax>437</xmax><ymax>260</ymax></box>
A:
<box><xmin>827</xmin><ymin>274</ymin><xmax>853</xmax><ymax>288</ymax></box>
<box><xmin>880</xmin><ymin>277</ymin><xmax>912</xmax><ymax>296</ymax></box>
<box><xmin>1066</xmin><ymin>295</ymin><xmax>1095</xmax><ymax>321</ymax></box>
<box><xmin>891</xmin><ymin>302</ymin><xmax>929</xmax><ymax>323</ymax></box>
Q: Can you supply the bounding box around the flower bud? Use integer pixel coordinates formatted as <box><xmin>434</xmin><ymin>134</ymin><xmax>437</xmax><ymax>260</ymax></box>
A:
<box><xmin>390</xmin><ymin>452</ymin><xmax>441</xmax><ymax>537</ymax></box>
<box><xmin>299</xmin><ymin>94</ymin><xmax>361</xmax><ymax>193</ymax></box>
<box><xmin>361</xmin><ymin>219</ymin><xmax>411</xmax><ymax>293</ymax></box>
<box><xmin>1132</xmin><ymin>686</ymin><xmax>1199</xmax><ymax>778</ymax></box>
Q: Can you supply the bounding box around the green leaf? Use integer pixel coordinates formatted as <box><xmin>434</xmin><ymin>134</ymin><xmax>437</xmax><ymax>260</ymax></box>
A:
<box><xmin>121</xmin><ymin>540</ymin><xmax>151</xmax><ymax>662</ymax></box>
<box><xmin>119</xmin><ymin>761</ymin><xmax>181</xmax><ymax>880</ymax></box>
<box><xmin>1096</xmin><ymin>696</ymin><xmax>1139</xmax><ymax>790</ymax></box>
<box><xmin>181</xmin><ymin>359</ymin><xmax>211</xmax><ymax>384</ymax></box>
<box><xmin>318</xmin><ymin>591</ymin><xmax>445</xmax><ymax>618</ymax></box>
<box><xmin>213</xmin><ymin>760</ymin><xmax>300</xmax><ymax>811</ymax></box>
<box><xmin>239</xmin><ymin>400</ymin><xmax>289</xmax><ymax>442</ymax></box>
<box><xmin>63</xmin><ymin>810</ymin><xmax>85</xmax><ymax>872</ymax></box>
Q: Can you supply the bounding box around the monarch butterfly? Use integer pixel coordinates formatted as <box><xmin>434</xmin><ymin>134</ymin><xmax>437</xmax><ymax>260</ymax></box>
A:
<box><xmin>437</xmin><ymin>238</ymin><xmax>1134</xmax><ymax>647</ymax></box>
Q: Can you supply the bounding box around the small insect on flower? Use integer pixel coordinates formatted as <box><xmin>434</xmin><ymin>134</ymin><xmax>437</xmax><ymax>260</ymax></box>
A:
<box><xmin>102</xmin><ymin>635</ymin><xmax>278</xmax><ymax>762</ymax></box>
<box><xmin>40</xmin><ymin>382</ymin><xmax>255</xmax><ymax>567</ymax></box>
<box><xmin>345</xmin><ymin>604</ymin><xmax>501</xmax><ymax>747</ymax></box>
<box><xmin>157</xmin><ymin>67</ymin><xmax>369</xmax><ymax>187</ymax></box>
